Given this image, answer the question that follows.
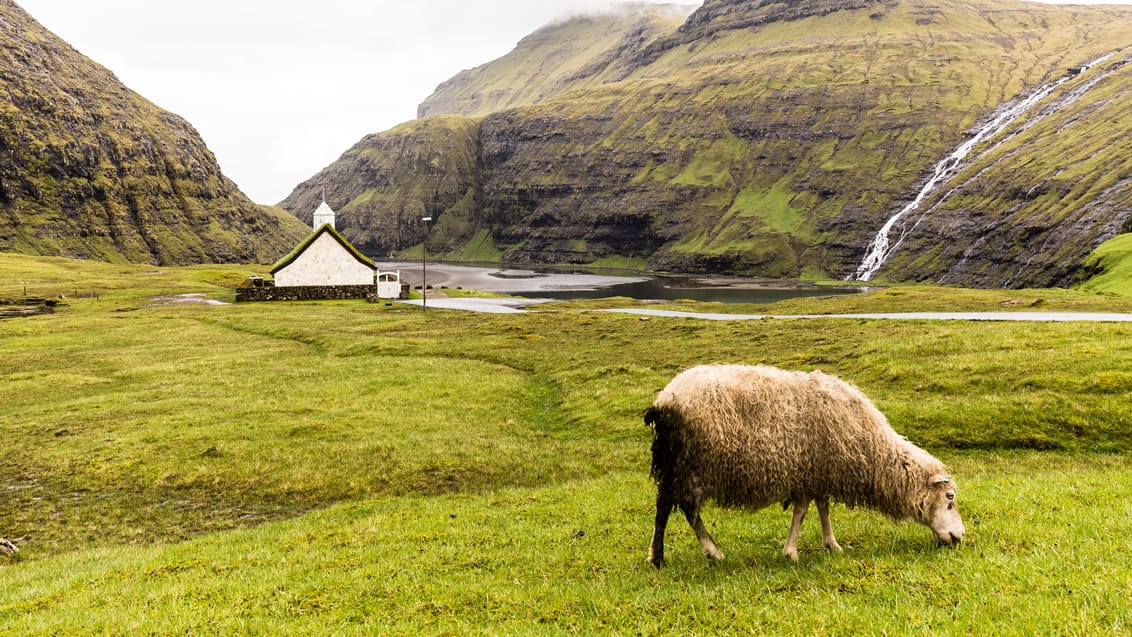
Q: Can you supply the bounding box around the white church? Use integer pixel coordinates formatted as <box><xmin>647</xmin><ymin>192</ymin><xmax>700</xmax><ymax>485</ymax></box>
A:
<box><xmin>237</xmin><ymin>201</ymin><xmax>407</xmax><ymax>302</ymax></box>
<box><xmin>270</xmin><ymin>201</ymin><xmax>376</xmax><ymax>288</ymax></box>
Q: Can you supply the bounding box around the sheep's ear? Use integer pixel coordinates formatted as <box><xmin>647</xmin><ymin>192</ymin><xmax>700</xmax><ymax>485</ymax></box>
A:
<box><xmin>930</xmin><ymin>474</ymin><xmax>952</xmax><ymax>486</ymax></box>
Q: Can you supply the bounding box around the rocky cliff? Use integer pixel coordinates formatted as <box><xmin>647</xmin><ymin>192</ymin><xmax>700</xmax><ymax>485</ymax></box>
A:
<box><xmin>0</xmin><ymin>0</ymin><xmax>309</xmax><ymax>265</ymax></box>
<box><xmin>283</xmin><ymin>0</ymin><xmax>1132</xmax><ymax>288</ymax></box>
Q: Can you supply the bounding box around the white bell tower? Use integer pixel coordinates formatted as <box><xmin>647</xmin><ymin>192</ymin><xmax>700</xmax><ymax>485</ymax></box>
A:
<box><xmin>312</xmin><ymin>200</ymin><xmax>336</xmax><ymax>230</ymax></box>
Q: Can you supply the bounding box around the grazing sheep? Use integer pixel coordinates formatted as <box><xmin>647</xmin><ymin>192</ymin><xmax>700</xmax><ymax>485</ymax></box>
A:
<box><xmin>0</xmin><ymin>538</ymin><xmax>17</xmax><ymax>556</ymax></box>
<box><xmin>646</xmin><ymin>364</ymin><xmax>965</xmax><ymax>568</ymax></box>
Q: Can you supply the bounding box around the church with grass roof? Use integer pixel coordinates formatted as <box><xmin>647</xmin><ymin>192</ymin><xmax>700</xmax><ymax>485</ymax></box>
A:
<box><xmin>237</xmin><ymin>202</ymin><xmax>399</xmax><ymax>302</ymax></box>
<box><xmin>271</xmin><ymin>201</ymin><xmax>376</xmax><ymax>288</ymax></box>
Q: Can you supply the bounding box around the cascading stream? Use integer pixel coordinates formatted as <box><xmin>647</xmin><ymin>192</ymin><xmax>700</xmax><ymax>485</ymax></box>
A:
<box><xmin>849</xmin><ymin>52</ymin><xmax>1119</xmax><ymax>282</ymax></box>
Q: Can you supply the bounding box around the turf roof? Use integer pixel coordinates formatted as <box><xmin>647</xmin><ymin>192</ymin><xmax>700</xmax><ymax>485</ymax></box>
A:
<box><xmin>270</xmin><ymin>224</ymin><xmax>377</xmax><ymax>275</ymax></box>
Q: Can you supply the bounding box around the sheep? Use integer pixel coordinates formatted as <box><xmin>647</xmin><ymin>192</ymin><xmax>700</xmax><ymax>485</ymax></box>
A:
<box><xmin>0</xmin><ymin>538</ymin><xmax>17</xmax><ymax>556</ymax></box>
<box><xmin>645</xmin><ymin>364</ymin><xmax>965</xmax><ymax>568</ymax></box>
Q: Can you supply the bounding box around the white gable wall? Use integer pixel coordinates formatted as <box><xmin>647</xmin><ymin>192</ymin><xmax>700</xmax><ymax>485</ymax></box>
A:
<box><xmin>274</xmin><ymin>233</ymin><xmax>374</xmax><ymax>287</ymax></box>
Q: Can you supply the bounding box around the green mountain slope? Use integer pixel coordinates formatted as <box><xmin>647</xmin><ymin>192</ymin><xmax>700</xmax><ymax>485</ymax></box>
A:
<box><xmin>1079</xmin><ymin>234</ymin><xmax>1132</xmax><ymax>296</ymax></box>
<box><xmin>418</xmin><ymin>4</ymin><xmax>696</xmax><ymax>119</ymax></box>
<box><xmin>0</xmin><ymin>0</ymin><xmax>309</xmax><ymax>265</ymax></box>
<box><xmin>282</xmin><ymin>0</ymin><xmax>1132</xmax><ymax>287</ymax></box>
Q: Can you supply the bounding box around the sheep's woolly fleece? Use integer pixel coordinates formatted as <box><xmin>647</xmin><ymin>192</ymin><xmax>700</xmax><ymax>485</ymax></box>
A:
<box><xmin>649</xmin><ymin>364</ymin><xmax>950</xmax><ymax>520</ymax></box>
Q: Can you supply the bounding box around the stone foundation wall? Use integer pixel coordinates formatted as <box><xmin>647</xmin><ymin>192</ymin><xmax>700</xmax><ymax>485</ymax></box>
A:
<box><xmin>235</xmin><ymin>284</ymin><xmax>377</xmax><ymax>303</ymax></box>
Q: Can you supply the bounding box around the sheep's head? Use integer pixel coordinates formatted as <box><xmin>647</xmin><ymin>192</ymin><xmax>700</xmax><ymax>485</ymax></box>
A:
<box><xmin>920</xmin><ymin>473</ymin><xmax>965</xmax><ymax>545</ymax></box>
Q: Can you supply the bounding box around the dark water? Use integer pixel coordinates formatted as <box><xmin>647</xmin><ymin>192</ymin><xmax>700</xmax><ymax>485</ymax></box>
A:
<box><xmin>379</xmin><ymin>261</ymin><xmax>860</xmax><ymax>305</ymax></box>
<box><xmin>513</xmin><ymin>276</ymin><xmax>859</xmax><ymax>305</ymax></box>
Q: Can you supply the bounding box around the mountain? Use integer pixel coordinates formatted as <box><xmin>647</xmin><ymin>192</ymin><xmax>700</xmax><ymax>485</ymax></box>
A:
<box><xmin>281</xmin><ymin>0</ymin><xmax>1132</xmax><ymax>288</ymax></box>
<box><xmin>0</xmin><ymin>0</ymin><xmax>309</xmax><ymax>265</ymax></box>
<box><xmin>418</xmin><ymin>5</ymin><xmax>696</xmax><ymax>119</ymax></box>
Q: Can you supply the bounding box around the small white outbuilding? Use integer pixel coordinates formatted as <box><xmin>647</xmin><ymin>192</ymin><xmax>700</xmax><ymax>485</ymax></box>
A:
<box><xmin>271</xmin><ymin>220</ymin><xmax>376</xmax><ymax>288</ymax></box>
<box><xmin>376</xmin><ymin>271</ymin><xmax>405</xmax><ymax>299</ymax></box>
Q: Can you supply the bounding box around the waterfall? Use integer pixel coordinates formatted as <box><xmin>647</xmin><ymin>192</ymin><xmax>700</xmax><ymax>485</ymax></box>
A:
<box><xmin>849</xmin><ymin>53</ymin><xmax>1119</xmax><ymax>282</ymax></box>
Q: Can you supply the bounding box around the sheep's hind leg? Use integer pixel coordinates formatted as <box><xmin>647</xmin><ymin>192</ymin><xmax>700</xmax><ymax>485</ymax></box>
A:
<box><xmin>682</xmin><ymin>494</ymin><xmax>724</xmax><ymax>562</ymax></box>
<box><xmin>783</xmin><ymin>499</ymin><xmax>811</xmax><ymax>561</ymax></box>
<box><xmin>817</xmin><ymin>498</ymin><xmax>842</xmax><ymax>553</ymax></box>
<box><xmin>648</xmin><ymin>492</ymin><xmax>674</xmax><ymax>569</ymax></box>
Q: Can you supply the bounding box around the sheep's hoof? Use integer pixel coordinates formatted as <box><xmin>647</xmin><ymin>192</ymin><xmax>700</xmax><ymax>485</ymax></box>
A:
<box><xmin>705</xmin><ymin>548</ymin><xmax>725</xmax><ymax>561</ymax></box>
<box><xmin>825</xmin><ymin>541</ymin><xmax>843</xmax><ymax>553</ymax></box>
<box><xmin>783</xmin><ymin>549</ymin><xmax>800</xmax><ymax>562</ymax></box>
<box><xmin>648</xmin><ymin>556</ymin><xmax>665</xmax><ymax>569</ymax></box>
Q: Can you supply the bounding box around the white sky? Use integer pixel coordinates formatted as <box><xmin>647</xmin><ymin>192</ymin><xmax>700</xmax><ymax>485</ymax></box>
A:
<box><xmin>12</xmin><ymin>0</ymin><xmax>1127</xmax><ymax>205</ymax></box>
<box><xmin>14</xmin><ymin>0</ymin><xmax>701</xmax><ymax>204</ymax></box>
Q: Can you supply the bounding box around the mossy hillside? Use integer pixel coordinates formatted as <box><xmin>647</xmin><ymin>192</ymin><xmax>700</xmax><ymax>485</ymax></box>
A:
<box><xmin>0</xmin><ymin>1</ymin><xmax>310</xmax><ymax>266</ymax></box>
<box><xmin>1079</xmin><ymin>234</ymin><xmax>1132</xmax><ymax>297</ymax></box>
<box><xmin>287</xmin><ymin>0</ymin><xmax>1132</xmax><ymax>287</ymax></box>
<box><xmin>525</xmin><ymin>0</ymin><xmax>1132</xmax><ymax>281</ymax></box>
<box><xmin>874</xmin><ymin>51</ymin><xmax>1132</xmax><ymax>287</ymax></box>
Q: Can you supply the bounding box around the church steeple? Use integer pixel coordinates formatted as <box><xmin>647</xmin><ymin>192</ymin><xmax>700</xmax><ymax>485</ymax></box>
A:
<box><xmin>312</xmin><ymin>200</ymin><xmax>336</xmax><ymax>230</ymax></box>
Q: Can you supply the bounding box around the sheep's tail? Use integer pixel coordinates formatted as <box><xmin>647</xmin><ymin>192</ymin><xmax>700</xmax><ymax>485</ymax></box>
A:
<box><xmin>646</xmin><ymin>405</ymin><xmax>681</xmax><ymax>487</ymax></box>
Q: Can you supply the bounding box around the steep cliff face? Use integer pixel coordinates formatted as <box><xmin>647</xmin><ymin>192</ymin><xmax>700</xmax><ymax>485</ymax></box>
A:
<box><xmin>284</xmin><ymin>0</ymin><xmax>1132</xmax><ymax>287</ymax></box>
<box><xmin>0</xmin><ymin>0</ymin><xmax>309</xmax><ymax>265</ymax></box>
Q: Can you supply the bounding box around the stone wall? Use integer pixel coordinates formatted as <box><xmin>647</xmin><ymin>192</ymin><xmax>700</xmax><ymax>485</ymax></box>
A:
<box><xmin>235</xmin><ymin>283</ymin><xmax>377</xmax><ymax>303</ymax></box>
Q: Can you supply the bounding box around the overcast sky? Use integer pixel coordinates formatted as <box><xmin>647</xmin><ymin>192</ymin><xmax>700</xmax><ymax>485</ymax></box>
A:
<box><xmin>14</xmin><ymin>1</ymin><xmax>701</xmax><ymax>205</ymax></box>
<box><xmin>13</xmin><ymin>0</ymin><xmax>1128</xmax><ymax>205</ymax></box>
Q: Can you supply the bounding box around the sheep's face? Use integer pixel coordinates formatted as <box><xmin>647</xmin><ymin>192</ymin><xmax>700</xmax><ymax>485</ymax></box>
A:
<box><xmin>923</xmin><ymin>474</ymin><xmax>965</xmax><ymax>545</ymax></box>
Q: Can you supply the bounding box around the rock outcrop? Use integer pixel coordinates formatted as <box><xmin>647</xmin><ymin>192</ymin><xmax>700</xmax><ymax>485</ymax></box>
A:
<box><xmin>0</xmin><ymin>0</ymin><xmax>309</xmax><ymax>265</ymax></box>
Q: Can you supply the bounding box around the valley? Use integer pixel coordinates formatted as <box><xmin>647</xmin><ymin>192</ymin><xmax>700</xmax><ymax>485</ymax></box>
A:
<box><xmin>282</xmin><ymin>0</ymin><xmax>1132</xmax><ymax>289</ymax></box>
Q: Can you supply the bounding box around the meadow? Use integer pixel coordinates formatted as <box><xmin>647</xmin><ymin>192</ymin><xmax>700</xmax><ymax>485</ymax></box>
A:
<box><xmin>2</xmin><ymin>253</ymin><xmax>1131</xmax><ymax>635</ymax></box>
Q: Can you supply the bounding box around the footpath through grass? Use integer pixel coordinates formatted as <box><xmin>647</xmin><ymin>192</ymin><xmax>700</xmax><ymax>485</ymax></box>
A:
<box><xmin>2</xmin><ymin>254</ymin><xmax>1131</xmax><ymax>634</ymax></box>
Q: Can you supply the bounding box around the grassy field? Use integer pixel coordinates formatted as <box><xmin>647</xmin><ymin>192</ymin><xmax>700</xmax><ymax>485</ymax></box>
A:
<box><xmin>2</xmin><ymin>254</ymin><xmax>1131</xmax><ymax>634</ymax></box>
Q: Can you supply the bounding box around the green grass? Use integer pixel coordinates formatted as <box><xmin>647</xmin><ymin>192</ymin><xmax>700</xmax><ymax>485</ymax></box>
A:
<box><xmin>696</xmin><ymin>283</ymin><xmax>1132</xmax><ymax>315</ymax></box>
<box><xmin>1081</xmin><ymin>233</ymin><xmax>1132</xmax><ymax>296</ymax></box>
<box><xmin>3</xmin><ymin>457</ymin><xmax>1130</xmax><ymax>634</ymax></box>
<box><xmin>2</xmin><ymin>254</ymin><xmax>1132</xmax><ymax>634</ymax></box>
<box><xmin>728</xmin><ymin>177</ymin><xmax>805</xmax><ymax>235</ymax></box>
<box><xmin>449</xmin><ymin>228</ymin><xmax>504</xmax><ymax>263</ymax></box>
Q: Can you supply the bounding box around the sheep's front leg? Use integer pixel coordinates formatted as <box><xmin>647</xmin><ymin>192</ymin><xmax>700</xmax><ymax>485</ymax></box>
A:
<box><xmin>816</xmin><ymin>498</ymin><xmax>842</xmax><ymax>553</ymax></box>
<box><xmin>783</xmin><ymin>499</ymin><xmax>810</xmax><ymax>561</ymax></box>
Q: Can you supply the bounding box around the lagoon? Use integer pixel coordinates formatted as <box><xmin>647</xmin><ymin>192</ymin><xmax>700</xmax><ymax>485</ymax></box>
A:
<box><xmin>377</xmin><ymin>261</ymin><xmax>860</xmax><ymax>304</ymax></box>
